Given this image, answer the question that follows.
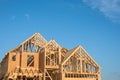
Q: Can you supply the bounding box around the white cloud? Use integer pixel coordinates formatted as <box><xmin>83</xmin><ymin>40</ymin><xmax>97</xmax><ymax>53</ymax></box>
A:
<box><xmin>83</xmin><ymin>0</ymin><xmax>120</xmax><ymax>23</ymax></box>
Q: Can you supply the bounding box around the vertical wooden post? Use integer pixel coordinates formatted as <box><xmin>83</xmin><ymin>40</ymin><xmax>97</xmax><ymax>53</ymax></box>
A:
<box><xmin>60</xmin><ymin>66</ymin><xmax>65</xmax><ymax>80</ymax></box>
<box><xmin>90</xmin><ymin>64</ymin><xmax>92</xmax><ymax>73</ymax></box>
<box><xmin>43</xmin><ymin>48</ymin><xmax>46</xmax><ymax>80</ymax></box>
<box><xmin>84</xmin><ymin>61</ymin><xmax>86</xmax><ymax>73</ymax></box>
<box><xmin>59</xmin><ymin>47</ymin><xmax>61</xmax><ymax>65</ymax></box>
<box><xmin>54</xmin><ymin>53</ymin><xmax>55</xmax><ymax>65</ymax></box>
<box><xmin>76</xmin><ymin>60</ymin><xmax>78</xmax><ymax>72</ymax></box>
<box><xmin>80</xmin><ymin>59</ymin><xmax>82</xmax><ymax>73</ymax></box>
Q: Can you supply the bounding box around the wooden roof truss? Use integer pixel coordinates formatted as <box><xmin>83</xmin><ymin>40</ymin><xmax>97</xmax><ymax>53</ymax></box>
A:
<box><xmin>10</xmin><ymin>33</ymin><xmax>47</xmax><ymax>53</ymax></box>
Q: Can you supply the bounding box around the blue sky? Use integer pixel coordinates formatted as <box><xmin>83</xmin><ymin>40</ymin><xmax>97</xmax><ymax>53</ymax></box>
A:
<box><xmin>0</xmin><ymin>0</ymin><xmax>120</xmax><ymax>80</ymax></box>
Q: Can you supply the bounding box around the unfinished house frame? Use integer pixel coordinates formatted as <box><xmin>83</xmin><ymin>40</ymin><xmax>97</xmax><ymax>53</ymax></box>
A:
<box><xmin>0</xmin><ymin>33</ymin><xmax>101</xmax><ymax>80</ymax></box>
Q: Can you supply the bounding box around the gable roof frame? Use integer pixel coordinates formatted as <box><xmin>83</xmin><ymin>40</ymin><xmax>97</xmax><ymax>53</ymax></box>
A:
<box><xmin>62</xmin><ymin>46</ymin><xmax>100</xmax><ymax>69</ymax></box>
<box><xmin>9</xmin><ymin>32</ymin><xmax>47</xmax><ymax>53</ymax></box>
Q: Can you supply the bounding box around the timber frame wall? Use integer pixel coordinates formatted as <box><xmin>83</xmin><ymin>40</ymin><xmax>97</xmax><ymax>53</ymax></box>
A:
<box><xmin>0</xmin><ymin>33</ymin><xmax>101</xmax><ymax>80</ymax></box>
